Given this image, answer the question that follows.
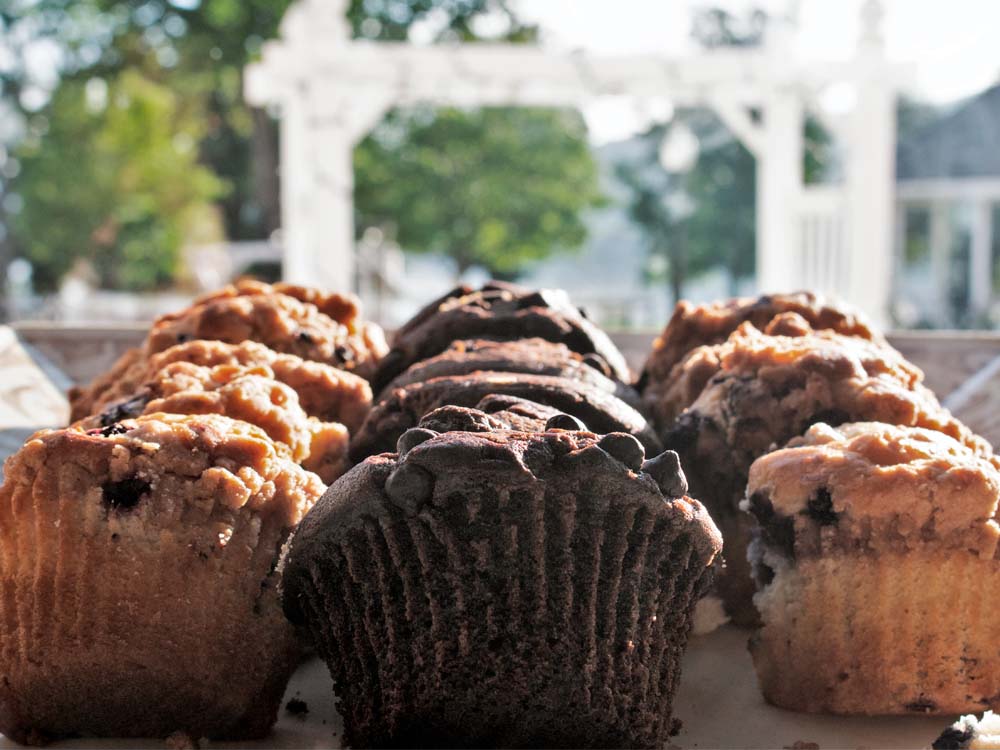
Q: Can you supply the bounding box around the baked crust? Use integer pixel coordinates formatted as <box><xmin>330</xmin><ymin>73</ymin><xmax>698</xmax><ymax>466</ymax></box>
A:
<box><xmin>370</xmin><ymin>284</ymin><xmax>631</xmax><ymax>392</ymax></box>
<box><xmin>70</xmin><ymin>336</ymin><xmax>373</xmax><ymax>430</ymax></box>
<box><xmin>76</xmin><ymin>362</ymin><xmax>350</xmax><ymax>484</ymax></box>
<box><xmin>350</xmin><ymin>371</ymin><xmax>661</xmax><ymax>462</ymax></box>
<box><xmin>282</xmin><ymin>427</ymin><xmax>720</xmax><ymax>748</ymax></box>
<box><xmin>0</xmin><ymin>413</ymin><xmax>323</xmax><ymax>741</ymax></box>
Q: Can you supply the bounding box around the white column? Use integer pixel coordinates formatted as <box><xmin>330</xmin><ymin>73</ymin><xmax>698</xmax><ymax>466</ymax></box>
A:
<box><xmin>929</xmin><ymin>200</ymin><xmax>950</xmax><ymax>324</ymax></box>
<box><xmin>756</xmin><ymin>87</ymin><xmax>803</xmax><ymax>294</ymax></box>
<box><xmin>970</xmin><ymin>199</ymin><xmax>994</xmax><ymax>317</ymax></box>
<box><xmin>279</xmin><ymin>94</ymin><xmax>315</xmax><ymax>285</ymax></box>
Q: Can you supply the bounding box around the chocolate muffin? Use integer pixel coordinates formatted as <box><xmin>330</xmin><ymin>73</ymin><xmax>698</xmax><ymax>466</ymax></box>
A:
<box><xmin>661</xmin><ymin>316</ymin><xmax>988</xmax><ymax>625</ymax></box>
<box><xmin>379</xmin><ymin>338</ymin><xmax>641</xmax><ymax>408</ymax></box>
<box><xmin>639</xmin><ymin>290</ymin><xmax>882</xmax><ymax>391</ymax></box>
<box><xmin>0</xmin><ymin>413</ymin><xmax>324</xmax><ymax>742</ymax></box>
<box><xmin>72</xmin><ymin>339</ymin><xmax>371</xmax><ymax>430</ymax></box>
<box><xmin>75</xmin><ymin>362</ymin><xmax>350</xmax><ymax>484</ymax></box>
<box><xmin>350</xmin><ymin>372</ymin><xmax>661</xmax><ymax>462</ymax></box>
<box><xmin>281</xmin><ymin>426</ymin><xmax>721</xmax><ymax>748</ymax></box>
<box><xmin>370</xmin><ymin>284</ymin><xmax>630</xmax><ymax>393</ymax></box>
<box><xmin>416</xmin><ymin>398</ymin><xmax>563</xmax><ymax>436</ymax></box>
<box><xmin>745</xmin><ymin>422</ymin><xmax>1000</xmax><ymax>715</ymax></box>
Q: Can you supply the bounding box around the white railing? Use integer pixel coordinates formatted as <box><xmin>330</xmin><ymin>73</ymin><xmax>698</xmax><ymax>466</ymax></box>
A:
<box><xmin>796</xmin><ymin>185</ymin><xmax>849</xmax><ymax>294</ymax></box>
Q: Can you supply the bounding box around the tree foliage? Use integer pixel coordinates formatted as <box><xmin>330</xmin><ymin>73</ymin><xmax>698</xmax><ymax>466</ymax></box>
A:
<box><xmin>5</xmin><ymin>0</ymin><xmax>598</xmax><ymax>289</ymax></box>
<box><xmin>356</xmin><ymin>106</ymin><xmax>601</xmax><ymax>275</ymax></box>
<box><xmin>12</xmin><ymin>70</ymin><xmax>224</xmax><ymax>290</ymax></box>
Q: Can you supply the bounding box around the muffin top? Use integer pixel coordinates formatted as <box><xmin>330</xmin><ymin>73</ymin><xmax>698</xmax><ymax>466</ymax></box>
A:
<box><xmin>370</xmin><ymin>284</ymin><xmax>630</xmax><ymax>392</ymax></box>
<box><xmin>75</xmin><ymin>362</ymin><xmax>348</xmax><ymax>481</ymax></box>
<box><xmin>378</xmin><ymin>338</ymin><xmax>637</xmax><ymax>407</ymax></box>
<box><xmin>283</xmin><ymin>425</ymin><xmax>721</xmax><ymax>614</ymax></box>
<box><xmin>4</xmin><ymin>413</ymin><xmax>323</xmax><ymax>532</ymax></box>
<box><xmin>146</xmin><ymin>280</ymin><xmax>388</xmax><ymax>379</ymax></box>
<box><xmin>665</xmin><ymin>315</ymin><xmax>986</xmax><ymax>460</ymax></box>
<box><xmin>84</xmin><ymin>339</ymin><xmax>371</xmax><ymax>430</ymax></box>
<box><xmin>744</xmin><ymin>422</ymin><xmax>1000</xmax><ymax>559</ymax></box>
<box><xmin>643</xmin><ymin>312</ymin><xmax>870</xmax><ymax>429</ymax></box>
<box><xmin>640</xmin><ymin>291</ymin><xmax>881</xmax><ymax>389</ymax></box>
<box><xmin>350</xmin><ymin>371</ymin><xmax>661</xmax><ymax>462</ymax></box>
<box><xmin>415</xmin><ymin>399</ymin><xmax>563</xmax><ymax>435</ymax></box>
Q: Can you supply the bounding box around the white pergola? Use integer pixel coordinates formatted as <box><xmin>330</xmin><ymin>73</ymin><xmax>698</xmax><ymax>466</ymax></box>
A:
<box><xmin>246</xmin><ymin>0</ymin><xmax>908</xmax><ymax>325</ymax></box>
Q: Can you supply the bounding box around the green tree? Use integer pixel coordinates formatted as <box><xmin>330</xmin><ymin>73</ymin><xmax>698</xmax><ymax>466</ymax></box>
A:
<box><xmin>11</xmin><ymin>70</ymin><xmax>223</xmax><ymax>290</ymax></box>
<box><xmin>355</xmin><ymin>106</ymin><xmax>602</xmax><ymax>277</ymax></box>
<box><xmin>618</xmin><ymin>6</ymin><xmax>831</xmax><ymax>302</ymax></box>
<box><xmin>6</xmin><ymin>0</ymin><xmax>598</xmax><ymax>288</ymax></box>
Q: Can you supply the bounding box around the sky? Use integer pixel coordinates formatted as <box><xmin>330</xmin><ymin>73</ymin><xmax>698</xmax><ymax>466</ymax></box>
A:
<box><xmin>511</xmin><ymin>0</ymin><xmax>1000</xmax><ymax>142</ymax></box>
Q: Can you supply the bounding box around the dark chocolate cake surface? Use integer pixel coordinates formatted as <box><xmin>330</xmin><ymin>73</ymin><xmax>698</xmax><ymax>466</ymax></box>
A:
<box><xmin>282</xmin><ymin>427</ymin><xmax>721</xmax><ymax>748</ymax></box>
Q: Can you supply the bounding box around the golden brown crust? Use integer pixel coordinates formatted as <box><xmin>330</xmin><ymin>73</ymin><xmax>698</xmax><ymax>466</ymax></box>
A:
<box><xmin>642</xmin><ymin>291</ymin><xmax>882</xmax><ymax>383</ymax></box>
<box><xmin>75</xmin><ymin>363</ymin><xmax>349</xmax><ymax>484</ymax></box>
<box><xmin>0</xmin><ymin>413</ymin><xmax>323</xmax><ymax>740</ymax></box>
<box><xmin>146</xmin><ymin>281</ymin><xmax>387</xmax><ymax>379</ymax></box>
<box><xmin>72</xmin><ymin>339</ymin><xmax>372</xmax><ymax>431</ymax></box>
<box><xmin>747</xmin><ymin>422</ymin><xmax>1000</xmax><ymax>559</ymax></box>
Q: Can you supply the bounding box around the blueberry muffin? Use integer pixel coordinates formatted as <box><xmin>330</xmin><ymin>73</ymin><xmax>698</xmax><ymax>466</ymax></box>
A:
<box><xmin>0</xmin><ymin>413</ymin><xmax>324</xmax><ymax>742</ymax></box>
<box><xmin>75</xmin><ymin>362</ymin><xmax>349</xmax><ymax>484</ymax></box>
<box><xmin>370</xmin><ymin>284</ymin><xmax>630</xmax><ymax>392</ymax></box>
<box><xmin>934</xmin><ymin>711</ymin><xmax>1000</xmax><ymax>748</ymax></box>
<box><xmin>146</xmin><ymin>280</ymin><xmax>387</xmax><ymax>377</ymax></box>
<box><xmin>72</xmin><ymin>339</ymin><xmax>371</xmax><ymax>430</ymax></box>
<box><xmin>661</xmin><ymin>317</ymin><xmax>988</xmax><ymax>625</ymax></box>
<box><xmin>745</xmin><ymin>422</ymin><xmax>1000</xmax><ymax>715</ymax></box>
<box><xmin>281</xmin><ymin>426</ymin><xmax>721</xmax><ymax>748</ymax></box>
<box><xmin>350</xmin><ymin>372</ymin><xmax>661</xmax><ymax>462</ymax></box>
<box><xmin>379</xmin><ymin>338</ymin><xmax>640</xmax><ymax>408</ymax></box>
<box><xmin>639</xmin><ymin>291</ymin><xmax>882</xmax><ymax>391</ymax></box>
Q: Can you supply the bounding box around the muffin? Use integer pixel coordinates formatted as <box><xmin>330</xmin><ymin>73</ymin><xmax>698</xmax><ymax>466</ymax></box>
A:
<box><xmin>281</xmin><ymin>425</ymin><xmax>721</xmax><ymax>748</ymax></box>
<box><xmin>146</xmin><ymin>280</ymin><xmax>387</xmax><ymax>376</ymax></box>
<box><xmin>379</xmin><ymin>338</ymin><xmax>641</xmax><ymax>408</ymax></box>
<box><xmin>71</xmin><ymin>339</ymin><xmax>371</xmax><ymax>430</ymax></box>
<box><xmin>69</xmin><ymin>281</ymin><xmax>387</xmax><ymax>421</ymax></box>
<box><xmin>934</xmin><ymin>711</ymin><xmax>1000</xmax><ymax>748</ymax></box>
<box><xmin>744</xmin><ymin>422</ymin><xmax>1000</xmax><ymax>715</ymax></box>
<box><xmin>75</xmin><ymin>362</ymin><xmax>350</xmax><ymax>483</ymax></box>
<box><xmin>415</xmin><ymin>398</ymin><xmax>563</xmax><ymax>435</ymax></box>
<box><xmin>0</xmin><ymin>413</ymin><xmax>324</xmax><ymax>742</ymax></box>
<box><xmin>370</xmin><ymin>283</ymin><xmax>631</xmax><ymax>392</ymax></box>
<box><xmin>638</xmin><ymin>291</ymin><xmax>882</xmax><ymax>391</ymax></box>
<box><xmin>350</xmin><ymin>371</ymin><xmax>661</xmax><ymax>461</ymax></box>
<box><xmin>661</xmin><ymin>316</ymin><xmax>988</xmax><ymax>625</ymax></box>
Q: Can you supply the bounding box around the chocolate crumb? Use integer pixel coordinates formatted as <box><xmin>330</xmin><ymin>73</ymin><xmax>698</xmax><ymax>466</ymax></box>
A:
<box><xmin>285</xmin><ymin>698</ymin><xmax>309</xmax><ymax>716</ymax></box>
<box><xmin>668</xmin><ymin>718</ymin><xmax>683</xmax><ymax>737</ymax></box>
<box><xmin>905</xmin><ymin>697</ymin><xmax>937</xmax><ymax>713</ymax></box>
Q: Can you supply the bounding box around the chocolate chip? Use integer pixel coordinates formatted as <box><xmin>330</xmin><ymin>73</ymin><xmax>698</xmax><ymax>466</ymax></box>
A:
<box><xmin>641</xmin><ymin>450</ymin><xmax>688</xmax><ymax>498</ymax></box>
<box><xmin>577</xmin><ymin>306</ymin><xmax>590</xmax><ymax>320</ymax></box>
<box><xmin>803</xmin><ymin>487</ymin><xmax>838</xmax><ymax>525</ymax></box>
<box><xmin>102</xmin><ymin>478</ymin><xmax>150</xmax><ymax>511</ymax></box>
<box><xmin>597</xmin><ymin>433</ymin><xmax>645</xmax><ymax>471</ymax></box>
<box><xmin>285</xmin><ymin>698</ymin><xmax>309</xmax><ymax>716</ymax></box>
<box><xmin>334</xmin><ymin>345</ymin><xmax>355</xmax><ymax>363</ymax></box>
<box><xmin>384</xmin><ymin>462</ymin><xmax>434</xmax><ymax>515</ymax></box>
<box><xmin>545</xmin><ymin>413</ymin><xmax>587</xmax><ymax>432</ymax></box>
<box><xmin>807</xmin><ymin>409</ymin><xmax>850</xmax><ymax>428</ymax></box>
<box><xmin>99</xmin><ymin>393</ymin><xmax>150</xmax><ymax>426</ymax></box>
<box><xmin>99</xmin><ymin>424</ymin><xmax>129</xmax><ymax>437</ymax></box>
<box><xmin>296</xmin><ymin>330</ymin><xmax>315</xmax><ymax>344</ymax></box>
<box><xmin>933</xmin><ymin>726</ymin><xmax>975</xmax><ymax>750</ymax></box>
<box><xmin>176</xmin><ymin>333</ymin><xmax>191</xmax><ymax>343</ymax></box>
<box><xmin>396</xmin><ymin>427</ymin><xmax>438</xmax><ymax>456</ymax></box>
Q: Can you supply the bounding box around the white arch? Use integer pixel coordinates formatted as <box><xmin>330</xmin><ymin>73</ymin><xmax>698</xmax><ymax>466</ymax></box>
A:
<box><xmin>245</xmin><ymin>0</ymin><xmax>908</xmax><ymax>324</ymax></box>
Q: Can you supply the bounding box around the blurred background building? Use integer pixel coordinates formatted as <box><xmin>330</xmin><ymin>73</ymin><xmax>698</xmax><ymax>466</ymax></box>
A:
<box><xmin>2</xmin><ymin>0</ymin><xmax>1000</xmax><ymax>331</ymax></box>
